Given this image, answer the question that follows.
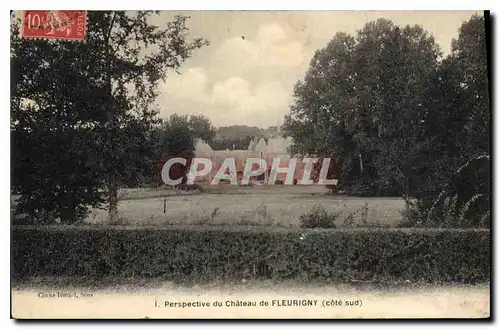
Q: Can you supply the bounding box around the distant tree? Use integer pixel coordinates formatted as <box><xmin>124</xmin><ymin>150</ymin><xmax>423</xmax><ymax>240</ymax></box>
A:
<box><xmin>216</xmin><ymin>125</ymin><xmax>267</xmax><ymax>141</ymax></box>
<box><xmin>211</xmin><ymin>125</ymin><xmax>274</xmax><ymax>151</ymax></box>
<box><xmin>211</xmin><ymin>136</ymin><xmax>253</xmax><ymax>151</ymax></box>
<box><xmin>155</xmin><ymin>113</ymin><xmax>216</xmax><ymax>186</ymax></box>
<box><xmin>188</xmin><ymin>114</ymin><xmax>216</xmax><ymax>143</ymax></box>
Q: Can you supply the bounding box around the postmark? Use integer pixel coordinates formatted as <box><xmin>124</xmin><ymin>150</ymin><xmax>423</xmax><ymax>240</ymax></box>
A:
<box><xmin>21</xmin><ymin>10</ymin><xmax>87</xmax><ymax>41</ymax></box>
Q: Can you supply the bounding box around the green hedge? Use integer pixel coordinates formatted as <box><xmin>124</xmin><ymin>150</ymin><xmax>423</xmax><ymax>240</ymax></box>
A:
<box><xmin>11</xmin><ymin>225</ymin><xmax>490</xmax><ymax>284</ymax></box>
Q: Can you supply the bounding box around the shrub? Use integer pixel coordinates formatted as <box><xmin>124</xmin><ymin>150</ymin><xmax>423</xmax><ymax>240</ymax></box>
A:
<box><xmin>12</xmin><ymin>225</ymin><xmax>490</xmax><ymax>284</ymax></box>
<box><xmin>299</xmin><ymin>205</ymin><xmax>338</xmax><ymax>228</ymax></box>
<box><xmin>400</xmin><ymin>194</ymin><xmax>491</xmax><ymax>229</ymax></box>
<box><xmin>176</xmin><ymin>183</ymin><xmax>203</xmax><ymax>192</ymax></box>
<box><xmin>11</xmin><ymin>193</ymin><xmax>103</xmax><ymax>225</ymax></box>
<box><xmin>237</xmin><ymin>204</ymin><xmax>274</xmax><ymax>227</ymax></box>
<box><xmin>401</xmin><ymin>155</ymin><xmax>491</xmax><ymax>229</ymax></box>
<box><xmin>340</xmin><ymin>203</ymin><xmax>383</xmax><ymax>228</ymax></box>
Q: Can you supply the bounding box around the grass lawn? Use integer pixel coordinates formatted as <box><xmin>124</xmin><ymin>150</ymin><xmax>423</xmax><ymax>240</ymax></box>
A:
<box><xmin>85</xmin><ymin>185</ymin><xmax>406</xmax><ymax>227</ymax></box>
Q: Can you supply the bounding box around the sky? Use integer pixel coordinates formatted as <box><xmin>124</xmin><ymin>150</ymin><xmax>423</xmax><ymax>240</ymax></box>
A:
<box><xmin>11</xmin><ymin>10</ymin><xmax>484</xmax><ymax>129</ymax></box>
<box><xmin>154</xmin><ymin>10</ymin><xmax>484</xmax><ymax>129</ymax></box>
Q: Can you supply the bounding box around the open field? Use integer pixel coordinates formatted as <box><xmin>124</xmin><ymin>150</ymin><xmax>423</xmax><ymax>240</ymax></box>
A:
<box><xmin>85</xmin><ymin>185</ymin><xmax>407</xmax><ymax>227</ymax></box>
<box><xmin>11</xmin><ymin>280</ymin><xmax>490</xmax><ymax>319</ymax></box>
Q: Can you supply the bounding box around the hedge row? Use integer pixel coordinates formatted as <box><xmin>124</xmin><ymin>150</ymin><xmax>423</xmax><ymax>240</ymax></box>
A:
<box><xmin>11</xmin><ymin>225</ymin><xmax>490</xmax><ymax>284</ymax></box>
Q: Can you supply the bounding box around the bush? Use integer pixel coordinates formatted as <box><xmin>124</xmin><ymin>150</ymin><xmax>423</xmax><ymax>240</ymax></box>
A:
<box><xmin>399</xmin><ymin>194</ymin><xmax>491</xmax><ymax>229</ymax></box>
<box><xmin>176</xmin><ymin>183</ymin><xmax>203</xmax><ymax>192</ymax></box>
<box><xmin>12</xmin><ymin>225</ymin><xmax>490</xmax><ymax>284</ymax></box>
<box><xmin>299</xmin><ymin>205</ymin><xmax>338</xmax><ymax>228</ymax></box>
<box><xmin>401</xmin><ymin>155</ymin><xmax>491</xmax><ymax>229</ymax></box>
<box><xmin>11</xmin><ymin>194</ymin><xmax>102</xmax><ymax>225</ymax></box>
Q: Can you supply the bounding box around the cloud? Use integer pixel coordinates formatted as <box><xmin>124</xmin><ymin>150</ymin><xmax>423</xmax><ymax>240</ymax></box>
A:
<box><xmin>212</xmin><ymin>77</ymin><xmax>252</xmax><ymax>106</ymax></box>
<box><xmin>213</xmin><ymin>23</ymin><xmax>306</xmax><ymax>75</ymax></box>
<box><xmin>158</xmin><ymin>23</ymin><xmax>304</xmax><ymax>127</ymax></box>
<box><xmin>159</xmin><ymin>67</ymin><xmax>210</xmax><ymax>118</ymax></box>
<box><xmin>209</xmin><ymin>78</ymin><xmax>290</xmax><ymax>126</ymax></box>
<box><xmin>160</xmin><ymin>72</ymin><xmax>291</xmax><ymax>127</ymax></box>
<box><xmin>163</xmin><ymin>68</ymin><xmax>208</xmax><ymax>101</ymax></box>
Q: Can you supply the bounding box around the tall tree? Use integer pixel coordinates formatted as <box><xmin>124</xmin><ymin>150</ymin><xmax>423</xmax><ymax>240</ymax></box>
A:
<box><xmin>284</xmin><ymin>32</ymin><xmax>357</xmax><ymax>189</ymax></box>
<box><xmin>284</xmin><ymin>14</ymin><xmax>490</xmax><ymax>226</ymax></box>
<box><xmin>355</xmin><ymin>22</ymin><xmax>441</xmax><ymax>200</ymax></box>
<box><xmin>450</xmin><ymin>14</ymin><xmax>490</xmax><ymax>155</ymax></box>
<box><xmin>284</xmin><ymin>20</ymin><xmax>441</xmax><ymax>197</ymax></box>
<box><xmin>414</xmin><ymin>14</ymin><xmax>490</xmax><ymax>225</ymax></box>
<box><xmin>11</xmin><ymin>11</ymin><xmax>209</xmax><ymax>223</ymax></box>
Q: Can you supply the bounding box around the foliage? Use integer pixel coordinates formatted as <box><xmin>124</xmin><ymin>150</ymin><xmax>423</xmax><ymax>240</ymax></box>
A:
<box><xmin>154</xmin><ymin>113</ymin><xmax>215</xmax><ymax>186</ymax></box>
<box><xmin>299</xmin><ymin>205</ymin><xmax>338</xmax><ymax>228</ymax></box>
<box><xmin>185</xmin><ymin>114</ymin><xmax>217</xmax><ymax>143</ymax></box>
<box><xmin>211</xmin><ymin>136</ymin><xmax>254</xmax><ymax>151</ymax></box>
<box><xmin>400</xmin><ymin>193</ymin><xmax>490</xmax><ymax>229</ymax></box>
<box><xmin>284</xmin><ymin>20</ymin><xmax>441</xmax><ymax>197</ymax></box>
<box><xmin>12</xmin><ymin>226</ymin><xmax>490</xmax><ymax>284</ymax></box>
<box><xmin>11</xmin><ymin>119</ymin><xmax>106</xmax><ymax>224</ymax></box>
<box><xmin>11</xmin><ymin>11</ymin><xmax>209</xmax><ymax>223</ymax></box>
<box><xmin>211</xmin><ymin>125</ymin><xmax>281</xmax><ymax>151</ymax></box>
<box><xmin>283</xmin><ymin>14</ymin><xmax>490</xmax><ymax>226</ymax></box>
<box><xmin>216</xmin><ymin>125</ymin><xmax>277</xmax><ymax>141</ymax></box>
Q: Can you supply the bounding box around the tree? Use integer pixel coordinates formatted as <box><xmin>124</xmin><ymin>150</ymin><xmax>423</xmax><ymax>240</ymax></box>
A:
<box><xmin>11</xmin><ymin>20</ymin><xmax>107</xmax><ymax>223</ymax></box>
<box><xmin>354</xmin><ymin>22</ymin><xmax>441</xmax><ymax>201</ymax></box>
<box><xmin>450</xmin><ymin>14</ymin><xmax>490</xmax><ymax>155</ymax></box>
<box><xmin>155</xmin><ymin>113</ymin><xmax>216</xmax><ymax>186</ymax></box>
<box><xmin>448</xmin><ymin>15</ymin><xmax>490</xmax><ymax>220</ymax></box>
<box><xmin>411</xmin><ymin>14</ymin><xmax>490</xmax><ymax>226</ymax></box>
<box><xmin>284</xmin><ymin>14</ymin><xmax>490</xmax><ymax>226</ymax></box>
<box><xmin>284</xmin><ymin>32</ymin><xmax>357</xmax><ymax>190</ymax></box>
<box><xmin>11</xmin><ymin>11</ymin><xmax>209</xmax><ymax>223</ymax></box>
<box><xmin>284</xmin><ymin>20</ymin><xmax>441</xmax><ymax>198</ymax></box>
<box><xmin>188</xmin><ymin>114</ymin><xmax>216</xmax><ymax>143</ymax></box>
<box><xmin>215</xmin><ymin>125</ymin><xmax>268</xmax><ymax>141</ymax></box>
<box><xmin>211</xmin><ymin>136</ymin><xmax>253</xmax><ymax>151</ymax></box>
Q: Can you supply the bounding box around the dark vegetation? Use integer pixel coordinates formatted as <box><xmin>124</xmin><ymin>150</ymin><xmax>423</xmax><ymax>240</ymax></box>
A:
<box><xmin>12</xmin><ymin>226</ymin><xmax>490</xmax><ymax>284</ymax></box>
<box><xmin>211</xmin><ymin>125</ymin><xmax>279</xmax><ymax>150</ymax></box>
<box><xmin>11</xmin><ymin>12</ymin><xmax>211</xmax><ymax>224</ymax></box>
<box><xmin>284</xmin><ymin>15</ymin><xmax>490</xmax><ymax>227</ymax></box>
<box><xmin>299</xmin><ymin>205</ymin><xmax>338</xmax><ymax>229</ymax></box>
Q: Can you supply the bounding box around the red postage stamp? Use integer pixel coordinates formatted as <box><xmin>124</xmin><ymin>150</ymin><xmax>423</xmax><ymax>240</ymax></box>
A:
<box><xmin>21</xmin><ymin>10</ymin><xmax>87</xmax><ymax>41</ymax></box>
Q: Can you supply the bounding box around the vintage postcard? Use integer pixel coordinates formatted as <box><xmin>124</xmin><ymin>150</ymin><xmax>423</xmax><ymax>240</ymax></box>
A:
<box><xmin>10</xmin><ymin>10</ymin><xmax>491</xmax><ymax>319</ymax></box>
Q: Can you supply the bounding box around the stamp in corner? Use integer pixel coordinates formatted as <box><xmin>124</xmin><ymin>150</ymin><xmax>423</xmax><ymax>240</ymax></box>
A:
<box><xmin>21</xmin><ymin>10</ymin><xmax>87</xmax><ymax>41</ymax></box>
